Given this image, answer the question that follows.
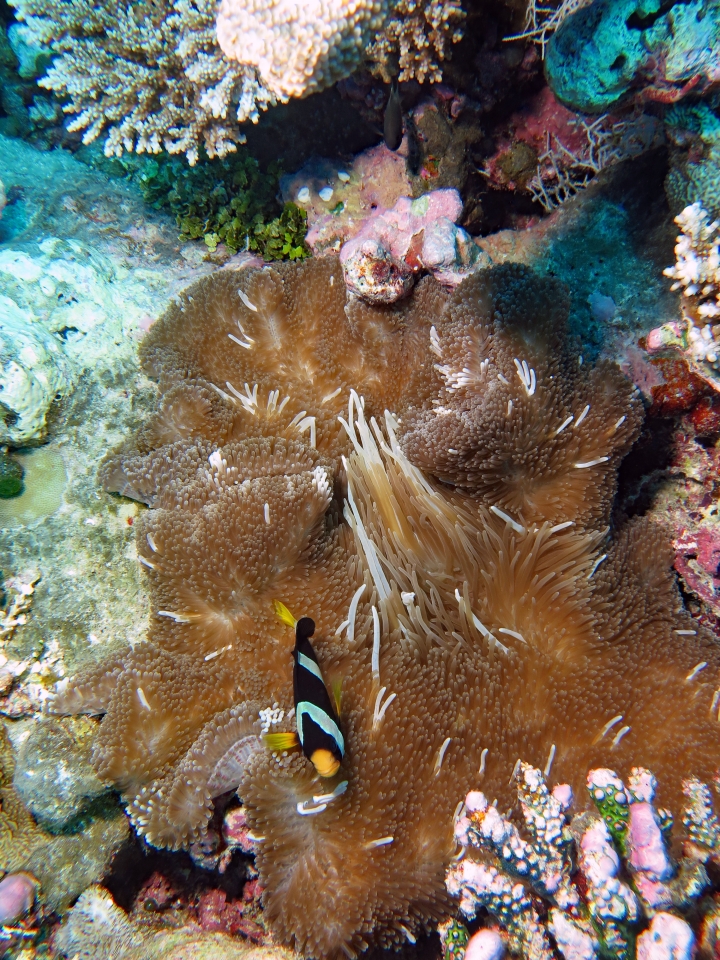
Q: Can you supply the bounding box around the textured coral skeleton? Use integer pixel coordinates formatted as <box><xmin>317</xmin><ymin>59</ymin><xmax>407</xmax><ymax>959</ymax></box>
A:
<box><xmin>10</xmin><ymin>0</ymin><xmax>465</xmax><ymax>162</ymax></box>
<box><xmin>9</xmin><ymin>0</ymin><xmax>274</xmax><ymax>163</ymax></box>
<box><xmin>56</xmin><ymin>257</ymin><xmax>720</xmax><ymax>958</ymax></box>
<box><xmin>446</xmin><ymin>762</ymin><xmax>718</xmax><ymax>960</ymax></box>
<box><xmin>664</xmin><ymin>203</ymin><xmax>720</xmax><ymax>323</ymax></box>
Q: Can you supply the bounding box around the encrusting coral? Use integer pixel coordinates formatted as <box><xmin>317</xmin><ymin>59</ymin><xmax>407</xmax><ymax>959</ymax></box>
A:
<box><xmin>57</xmin><ymin>257</ymin><xmax>720</xmax><ymax>958</ymax></box>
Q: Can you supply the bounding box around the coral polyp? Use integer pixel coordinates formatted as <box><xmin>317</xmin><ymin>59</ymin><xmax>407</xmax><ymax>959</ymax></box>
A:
<box><xmin>56</xmin><ymin>257</ymin><xmax>720</xmax><ymax>958</ymax></box>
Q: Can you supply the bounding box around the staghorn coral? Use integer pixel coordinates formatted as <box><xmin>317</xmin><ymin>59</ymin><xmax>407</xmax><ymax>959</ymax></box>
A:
<box><xmin>58</xmin><ymin>256</ymin><xmax>720</xmax><ymax>958</ymax></box>
<box><xmin>8</xmin><ymin>0</ymin><xmax>275</xmax><ymax>164</ymax></box>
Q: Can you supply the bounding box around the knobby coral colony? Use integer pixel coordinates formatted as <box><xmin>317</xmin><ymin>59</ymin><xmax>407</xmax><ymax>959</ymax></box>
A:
<box><xmin>54</xmin><ymin>257</ymin><xmax>720</xmax><ymax>958</ymax></box>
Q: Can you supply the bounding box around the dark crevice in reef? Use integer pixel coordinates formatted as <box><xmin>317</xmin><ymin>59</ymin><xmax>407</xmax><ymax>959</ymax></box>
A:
<box><xmin>365</xmin><ymin>931</ymin><xmax>443</xmax><ymax>960</ymax></box>
<box><xmin>614</xmin><ymin>414</ymin><xmax>677</xmax><ymax>520</ymax></box>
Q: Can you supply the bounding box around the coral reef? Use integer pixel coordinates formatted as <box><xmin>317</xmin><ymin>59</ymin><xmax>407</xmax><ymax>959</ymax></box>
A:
<box><xmin>0</xmin><ymin>572</ymin><xmax>38</xmax><ymax>644</ymax></box>
<box><xmin>445</xmin><ymin>761</ymin><xmax>715</xmax><ymax>958</ymax></box>
<box><xmin>8</xmin><ymin>0</ymin><xmax>275</xmax><ymax>164</ymax></box>
<box><xmin>339</xmin><ymin>188</ymin><xmax>483</xmax><ymax>302</ymax></box>
<box><xmin>483</xmin><ymin>87</ymin><xmax>661</xmax><ymax>211</ymax></box>
<box><xmin>0</xmin><ymin>293</ymin><xmax>70</xmax><ymax>445</ymax></box>
<box><xmin>57</xmin><ymin>255</ymin><xmax>720</xmax><ymax>957</ymax></box>
<box><xmin>665</xmin><ymin>99</ymin><xmax>720</xmax><ymax>220</ymax></box>
<box><xmin>365</xmin><ymin>0</ymin><xmax>465</xmax><ymax>85</ymax></box>
<box><xmin>545</xmin><ymin>0</ymin><xmax>720</xmax><ymax>113</ymax></box>
<box><xmin>107</xmin><ymin>151</ymin><xmax>310</xmax><ymax>260</ymax></box>
<box><xmin>10</xmin><ymin>0</ymin><xmax>466</xmax><ymax>163</ymax></box>
<box><xmin>0</xmin><ymin>131</ymin><xmax>221</xmax><ymax>726</ymax></box>
<box><xmin>663</xmin><ymin>204</ymin><xmax>720</xmax><ymax>323</ymax></box>
<box><xmin>216</xmin><ymin>0</ymin><xmax>464</xmax><ymax>100</ymax></box>
<box><xmin>0</xmin><ymin>450</ymin><xmax>23</xmax><ymax>498</ymax></box>
<box><xmin>55</xmin><ymin>883</ymin><xmax>294</xmax><ymax>960</ymax></box>
<box><xmin>0</xmin><ymin>723</ymin><xmax>49</xmax><ymax>875</ymax></box>
<box><xmin>282</xmin><ymin>145</ymin><xmax>412</xmax><ymax>256</ymax></box>
<box><xmin>13</xmin><ymin>717</ymin><xmax>108</xmax><ymax>829</ymax></box>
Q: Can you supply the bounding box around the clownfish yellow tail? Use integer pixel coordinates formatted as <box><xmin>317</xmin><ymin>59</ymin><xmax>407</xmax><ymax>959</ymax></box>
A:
<box><xmin>262</xmin><ymin>731</ymin><xmax>300</xmax><ymax>752</ymax></box>
<box><xmin>273</xmin><ymin>600</ymin><xmax>297</xmax><ymax>628</ymax></box>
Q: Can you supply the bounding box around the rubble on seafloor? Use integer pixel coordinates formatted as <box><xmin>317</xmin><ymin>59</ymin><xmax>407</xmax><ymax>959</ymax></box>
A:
<box><xmin>441</xmin><ymin>762</ymin><xmax>720</xmax><ymax>960</ymax></box>
<box><xmin>52</xmin><ymin>884</ymin><xmax>290</xmax><ymax>960</ymax></box>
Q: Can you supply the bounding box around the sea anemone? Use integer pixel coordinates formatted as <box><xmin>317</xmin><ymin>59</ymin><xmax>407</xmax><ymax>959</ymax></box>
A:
<box><xmin>56</xmin><ymin>257</ymin><xmax>720</xmax><ymax>958</ymax></box>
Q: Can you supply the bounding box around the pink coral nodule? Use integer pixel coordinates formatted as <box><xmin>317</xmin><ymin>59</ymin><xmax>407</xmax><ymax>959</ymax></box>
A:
<box><xmin>0</xmin><ymin>872</ymin><xmax>37</xmax><ymax>925</ymax></box>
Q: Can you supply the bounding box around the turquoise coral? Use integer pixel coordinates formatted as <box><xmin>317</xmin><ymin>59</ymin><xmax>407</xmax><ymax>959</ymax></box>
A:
<box><xmin>545</xmin><ymin>0</ymin><xmax>720</xmax><ymax>113</ymax></box>
<box><xmin>666</xmin><ymin>98</ymin><xmax>720</xmax><ymax>219</ymax></box>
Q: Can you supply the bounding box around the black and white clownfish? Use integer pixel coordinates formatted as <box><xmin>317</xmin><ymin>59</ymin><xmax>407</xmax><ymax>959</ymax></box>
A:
<box><xmin>263</xmin><ymin>601</ymin><xmax>344</xmax><ymax>778</ymax></box>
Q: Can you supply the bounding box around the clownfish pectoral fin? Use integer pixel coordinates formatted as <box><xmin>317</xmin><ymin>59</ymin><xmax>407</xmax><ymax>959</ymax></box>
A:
<box><xmin>273</xmin><ymin>600</ymin><xmax>297</xmax><ymax>629</ymax></box>
<box><xmin>262</xmin><ymin>731</ymin><xmax>300</xmax><ymax>752</ymax></box>
<box><xmin>331</xmin><ymin>677</ymin><xmax>343</xmax><ymax>717</ymax></box>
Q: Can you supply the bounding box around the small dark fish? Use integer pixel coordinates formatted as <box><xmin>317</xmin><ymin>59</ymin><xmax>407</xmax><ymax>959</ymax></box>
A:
<box><xmin>264</xmin><ymin>602</ymin><xmax>344</xmax><ymax>778</ymax></box>
<box><xmin>384</xmin><ymin>80</ymin><xmax>403</xmax><ymax>151</ymax></box>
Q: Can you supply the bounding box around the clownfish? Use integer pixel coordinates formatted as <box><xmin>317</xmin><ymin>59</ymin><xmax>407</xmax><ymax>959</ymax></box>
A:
<box><xmin>263</xmin><ymin>601</ymin><xmax>344</xmax><ymax>778</ymax></box>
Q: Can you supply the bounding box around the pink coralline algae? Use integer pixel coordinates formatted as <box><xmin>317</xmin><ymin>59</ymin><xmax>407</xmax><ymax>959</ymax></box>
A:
<box><xmin>0</xmin><ymin>872</ymin><xmax>36</xmax><ymax>925</ymax></box>
<box><xmin>340</xmin><ymin>187</ymin><xmax>483</xmax><ymax>302</ymax></box>
<box><xmin>196</xmin><ymin>884</ymin><xmax>265</xmax><ymax>941</ymax></box>
<box><xmin>281</xmin><ymin>145</ymin><xmax>411</xmax><ymax>256</ymax></box>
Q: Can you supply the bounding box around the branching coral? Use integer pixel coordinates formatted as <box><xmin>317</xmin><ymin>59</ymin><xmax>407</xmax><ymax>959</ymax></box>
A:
<box><xmin>664</xmin><ymin>203</ymin><xmax>720</xmax><ymax>322</ymax></box>
<box><xmin>365</xmin><ymin>0</ymin><xmax>466</xmax><ymax>85</ymax></box>
<box><xmin>9</xmin><ymin>0</ymin><xmax>275</xmax><ymax>163</ymax></box>
<box><xmin>11</xmin><ymin>0</ymin><xmax>464</xmax><ymax>161</ymax></box>
<box><xmin>216</xmin><ymin>0</ymin><xmax>465</xmax><ymax>96</ymax></box>
<box><xmin>446</xmin><ymin>762</ymin><xmax>716</xmax><ymax>960</ymax></box>
<box><xmin>507</xmin><ymin>0</ymin><xmax>593</xmax><ymax>58</ymax></box>
<box><xmin>527</xmin><ymin>112</ymin><xmax>660</xmax><ymax>212</ymax></box>
<box><xmin>58</xmin><ymin>257</ymin><xmax>720</xmax><ymax>959</ymax></box>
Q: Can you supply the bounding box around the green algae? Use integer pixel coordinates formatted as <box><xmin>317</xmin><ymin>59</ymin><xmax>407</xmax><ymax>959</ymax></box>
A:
<box><xmin>0</xmin><ymin>450</ymin><xmax>23</xmax><ymax>497</ymax></box>
<box><xmin>89</xmin><ymin>148</ymin><xmax>311</xmax><ymax>260</ymax></box>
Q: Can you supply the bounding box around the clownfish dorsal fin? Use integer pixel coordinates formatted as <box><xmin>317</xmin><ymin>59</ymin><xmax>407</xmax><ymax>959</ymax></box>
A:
<box><xmin>273</xmin><ymin>599</ymin><xmax>297</xmax><ymax>629</ymax></box>
<box><xmin>331</xmin><ymin>676</ymin><xmax>343</xmax><ymax>717</ymax></box>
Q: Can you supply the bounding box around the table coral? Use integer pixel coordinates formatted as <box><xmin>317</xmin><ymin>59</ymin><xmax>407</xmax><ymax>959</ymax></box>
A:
<box><xmin>57</xmin><ymin>257</ymin><xmax>720</xmax><ymax>958</ymax></box>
